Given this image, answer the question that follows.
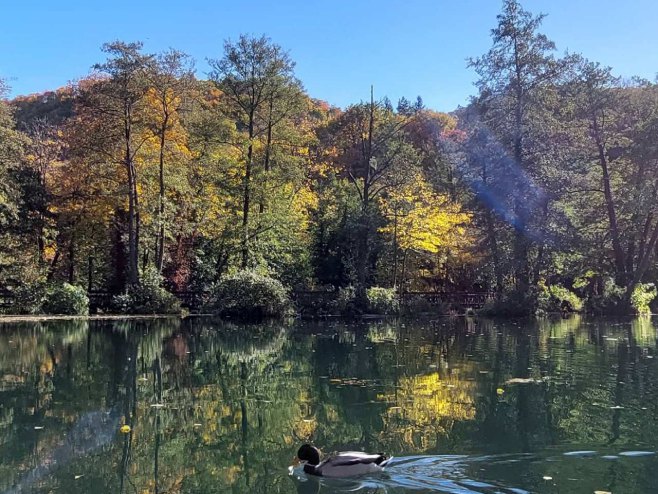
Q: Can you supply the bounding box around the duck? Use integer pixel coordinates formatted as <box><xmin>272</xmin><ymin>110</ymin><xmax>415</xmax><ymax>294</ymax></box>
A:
<box><xmin>295</xmin><ymin>444</ymin><xmax>392</xmax><ymax>478</ymax></box>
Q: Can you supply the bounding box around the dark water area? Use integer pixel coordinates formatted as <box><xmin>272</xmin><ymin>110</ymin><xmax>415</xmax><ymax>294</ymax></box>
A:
<box><xmin>0</xmin><ymin>316</ymin><xmax>657</xmax><ymax>493</ymax></box>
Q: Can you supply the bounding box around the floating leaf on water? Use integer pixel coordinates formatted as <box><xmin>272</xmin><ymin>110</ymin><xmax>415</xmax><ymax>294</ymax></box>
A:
<box><xmin>120</xmin><ymin>425</ymin><xmax>131</xmax><ymax>434</ymax></box>
<box><xmin>496</xmin><ymin>388</ymin><xmax>505</xmax><ymax>395</ymax></box>
<box><xmin>618</xmin><ymin>451</ymin><xmax>656</xmax><ymax>457</ymax></box>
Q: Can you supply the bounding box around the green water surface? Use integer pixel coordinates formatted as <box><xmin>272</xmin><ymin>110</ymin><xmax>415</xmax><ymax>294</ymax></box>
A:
<box><xmin>0</xmin><ymin>316</ymin><xmax>657</xmax><ymax>493</ymax></box>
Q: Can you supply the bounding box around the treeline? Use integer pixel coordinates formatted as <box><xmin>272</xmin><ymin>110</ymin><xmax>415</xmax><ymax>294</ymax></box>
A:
<box><xmin>1</xmin><ymin>0</ymin><xmax>657</xmax><ymax>315</ymax></box>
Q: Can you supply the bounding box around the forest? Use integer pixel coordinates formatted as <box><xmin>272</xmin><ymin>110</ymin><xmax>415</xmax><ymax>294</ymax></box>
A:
<box><xmin>1</xmin><ymin>0</ymin><xmax>657</xmax><ymax>316</ymax></box>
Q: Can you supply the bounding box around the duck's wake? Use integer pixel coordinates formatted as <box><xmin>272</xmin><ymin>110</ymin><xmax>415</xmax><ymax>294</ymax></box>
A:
<box><xmin>290</xmin><ymin>454</ymin><xmax>533</xmax><ymax>493</ymax></box>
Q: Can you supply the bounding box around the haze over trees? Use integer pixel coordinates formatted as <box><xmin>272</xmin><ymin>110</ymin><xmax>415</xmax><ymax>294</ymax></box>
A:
<box><xmin>1</xmin><ymin>0</ymin><xmax>657</xmax><ymax>315</ymax></box>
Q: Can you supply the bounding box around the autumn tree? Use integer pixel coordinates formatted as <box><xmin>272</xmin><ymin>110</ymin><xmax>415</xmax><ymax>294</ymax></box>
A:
<box><xmin>144</xmin><ymin>49</ymin><xmax>195</xmax><ymax>273</ymax></box>
<box><xmin>75</xmin><ymin>41</ymin><xmax>154</xmax><ymax>287</ymax></box>
<box><xmin>0</xmin><ymin>79</ymin><xmax>34</xmax><ymax>285</ymax></box>
<box><xmin>327</xmin><ymin>90</ymin><xmax>420</xmax><ymax>305</ymax></box>
<box><xmin>208</xmin><ymin>35</ymin><xmax>305</xmax><ymax>269</ymax></box>
<box><xmin>379</xmin><ymin>173</ymin><xmax>471</xmax><ymax>289</ymax></box>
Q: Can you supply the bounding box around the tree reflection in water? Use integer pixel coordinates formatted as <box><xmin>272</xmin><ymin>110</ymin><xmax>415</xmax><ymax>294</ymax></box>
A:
<box><xmin>0</xmin><ymin>316</ymin><xmax>657</xmax><ymax>493</ymax></box>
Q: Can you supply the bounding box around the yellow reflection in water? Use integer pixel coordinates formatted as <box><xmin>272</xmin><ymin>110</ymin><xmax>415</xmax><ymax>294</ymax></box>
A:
<box><xmin>378</xmin><ymin>370</ymin><xmax>476</xmax><ymax>451</ymax></box>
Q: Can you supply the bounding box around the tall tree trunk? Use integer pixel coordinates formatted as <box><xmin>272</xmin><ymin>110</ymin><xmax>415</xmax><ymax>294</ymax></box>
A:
<box><xmin>241</xmin><ymin>111</ymin><xmax>255</xmax><ymax>269</ymax></box>
<box><xmin>259</xmin><ymin>99</ymin><xmax>274</xmax><ymax>215</ymax></box>
<box><xmin>68</xmin><ymin>231</ymin><xmax>75</xmax><ymax>284</ymax></box>
<box><xmin>485</xmin><ymin>208</ymin><xmax>503</xmax><ymax>291</ymax></box>
<box><xmin>638</xmin><ymin>213</ymin><xmax>653</xmax><ymax>265</ymax></box>
<box><xmin>512</xmin><ymin>33</ymin><xmax>530</xmax><ymax>291</ymax></box>
<box><xmin>355</xmin><ymin>87</ymin><xmax>375</xmax><ymax>309</ymax></box>
<box><xmin>125</xmin><ymin>103</ymin><xmax>140</xmax><ymax>286</ymax></box>
<box><xmin>627</xmin><ymin>218</ymin><xmax>658</xmax><ymax>295</ymax></box>
<box><xmin>156</xmin><ymin>111</ymin><xmax>169</xmax><ymax>273</ymax></box>
<box><xmin>481</xmin><ymin>159</ymin><xmax>502</xmax><ymax>292</ymax></box>
<box><xmin>592</xmin><ymin>116</ymin><xmax>626</xmax><ymax>282</ymax></box>
<box><xmin>392</xmin><ymin>209</ymin><xmax>399</xmax><ymax>288</ymax></box>
<box><xmin>511</xmin><ymin>150</ymin><xmax>529</xmax><ymax>289</ymax></box>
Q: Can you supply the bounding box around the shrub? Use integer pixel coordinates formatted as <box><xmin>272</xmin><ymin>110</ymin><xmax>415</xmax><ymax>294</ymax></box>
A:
<box><xmin>43</xmin><ymin>283</ymin><xmax>89</xmax><ymax>315</ymax></box>
<box><xmin>335</xmin><ymin>285</ymin><xmax>357</xmax><ymax>316</ymax></box>
<box><xmin>536</xmin><ymin>283</ymin><xmax>583</xmax><ymax>314</ymax></box>
<box><xmin>401</xmin><ymin>293</ymin><xmax>452</xmax><ymax>316</ymax></box>
<box><xmin>479</xmin><ymin>288</ymin><xmax>537</xmax><ymax>317</ymax></box>
<box><xmin>366</xmin><ymin>286</ymin><xmax>399</xmax><ymax>315</ymax></box>
<box><xmin>630</xmin><ymin>283</ymin><xmax>657</xmax><ymax>315</ymax></box>
<box><xmin>8</xmin><ymin>282</ymin><xmax>47</xmax><ymax>315</ymax></box>
<box><xmin>211</xmin><ymin>270</ymin><xmax>291</xmax><ymax>319</ymax></box>
<box><xmin>112</xmin><ymin>267</ymin><xmax>181</xmax><ymax>315</ymax></box>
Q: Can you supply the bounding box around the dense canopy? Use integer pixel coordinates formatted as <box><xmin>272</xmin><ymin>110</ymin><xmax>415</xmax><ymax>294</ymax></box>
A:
<box><xmin>1</xmin><ymin>0</ymin><xmax>657</xmax><ymax>315</ymax></box>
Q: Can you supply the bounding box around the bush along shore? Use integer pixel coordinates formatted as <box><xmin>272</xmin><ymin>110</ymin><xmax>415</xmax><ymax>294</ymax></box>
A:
<box><xmin>1</xmin><ymin>271</ymin><xmax>656</xmax><ymax>320</ymax></box>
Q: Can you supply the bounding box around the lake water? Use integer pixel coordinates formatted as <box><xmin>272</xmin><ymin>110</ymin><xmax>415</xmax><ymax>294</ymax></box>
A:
<box><xmin>0</xmin><ymin>316</ymin><xmax>657</xmax><ymax>493</ymax></box>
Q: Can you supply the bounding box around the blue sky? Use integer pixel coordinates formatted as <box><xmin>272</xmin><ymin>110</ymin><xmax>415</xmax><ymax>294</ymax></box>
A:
<box><xmin>2</xmin><ymin>0</ymin><xmax>657</xmax><ymax>111</ymax></box>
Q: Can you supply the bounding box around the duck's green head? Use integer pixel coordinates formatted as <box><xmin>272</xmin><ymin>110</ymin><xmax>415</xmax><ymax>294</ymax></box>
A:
<box><xmin>297</xmin><ymin>444</ymin><xmax>321</xmax><ymax>465</ymax></box>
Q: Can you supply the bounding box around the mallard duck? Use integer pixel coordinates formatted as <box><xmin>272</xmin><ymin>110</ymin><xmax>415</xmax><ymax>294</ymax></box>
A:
<box><xmin>296</xmin><ymin>444</ymin><xmax>392</xmax><ymax>478</ymax></box>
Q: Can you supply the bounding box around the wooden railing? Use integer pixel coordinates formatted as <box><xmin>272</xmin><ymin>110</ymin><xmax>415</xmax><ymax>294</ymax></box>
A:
<box><xmin>293</xmin><ymin>290</ymin><xmax>495</xmax><ymax>311</ymax></box>
<box><xmin>402</xmin><ymin>291</ymin><xmax>495</xmax><ymax>308</ymax></box>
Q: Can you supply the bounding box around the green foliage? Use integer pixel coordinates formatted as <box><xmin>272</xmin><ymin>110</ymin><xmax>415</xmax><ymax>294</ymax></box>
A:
<box><xmin>401</xmin><ymin>294</ymin><xmax>451</xmax><ymax>316</ymax></box>
<box><xmin>112</xmin><ymin>267</ymin><xmax>181</xmax><ymax>315</ymax></box>
<box><xmin>366</xmin><ymin>286</ymin><xmax>400</xmax><ymax>315</ymax></box>
<box><xmin>6</xmin><ymin>282</ymin><xmax>47</xmax><ymax>315</ymax></box>
<box><xmin>536</xmin><ymin>283</ymin><xmax>583</xmax><ymax>314</ymax></box>
<box><xmin>335</xmin><ymin>285</ymin><xmax>357</xmax><ymax>316</ymax></box>
<box><xmin>43</xmin><ymin>283</ymin><xmax>89</xmax><ymax>315</ymax></box>
<box><xmin>630</xmin><ymin>283</ymin><xmax>657</xmax><ymax>315</ymax></box>
<box><xmin>584</xmin><ymin>277</ymin><xmax>626</xmax><ymax>315</ymax></box>
<box><xmin>479</xmin><ymin>288</ymin><xmax>537</xmax><ymax>317</ymax></box>
<box><xmin>211</xmin><ymin>269</ymin><xmax>291</xmax><ymax>319</ymax></box>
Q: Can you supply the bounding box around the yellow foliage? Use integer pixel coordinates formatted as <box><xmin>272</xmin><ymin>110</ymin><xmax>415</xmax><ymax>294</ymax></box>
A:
<box><xmin>379</xmin><ymin>174</ymin><xmax>471</xmax><ymax>254</ymax></box>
